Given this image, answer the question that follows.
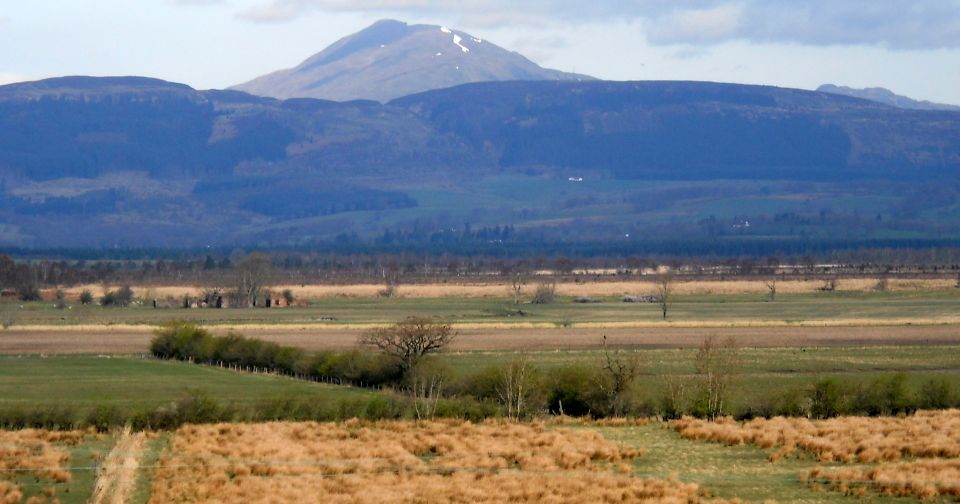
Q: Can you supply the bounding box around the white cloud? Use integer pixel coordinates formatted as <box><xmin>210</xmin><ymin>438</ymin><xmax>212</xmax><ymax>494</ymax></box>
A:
<box><xmin>234</xmin><ymin>0</ymin><xmax>960</xmax><ymax>50</ymax></box>
<box><xmin>646</xmin><ymin>5</ymin><xmax>743</xmax><ymax>44</ymax></box>
<box><xmin>236</xmin><ymin>3</ymin><xmax>301</xmax><ymax>22</ymax></box>
<box><xmin>646</xmin><ymin>4</ymin><xmax>743</xmax><ymax>45</ymax></box>
<box><xmin>169</xmin><ymin>0</ymin><xmax>227</xmax><ymax>5</ymax></box>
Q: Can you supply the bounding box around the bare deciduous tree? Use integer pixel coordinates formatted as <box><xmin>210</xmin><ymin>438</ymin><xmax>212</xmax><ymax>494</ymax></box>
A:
<box><xmin>531</xmin><ymin>281</ymin><xmax>556</xmax><ymax>304</ymax></box>
<box><xmin>497</xmin><ymin>355</ymin><xmax>539</xmax><ymax>421</ymax></box>
<box><xmin>657</xmin><ymin>274</ymin><xmax>673</xmax><ymax>320</ymax></box>
<box><xmin>234</xmin><ymin>252</ymin><xmax>272</xmax><ymax>307</ymax></box>
<box><xmin>406</xmin><ymin>359</ymin><xmax>448</xmax><ymax>420</ymax></box>
<box><xmin>694</xmin><ymin>336</ymin><xmax>741</xmax><ymax>420</ymax></box>
<box><xmin>765</xmin><ymin>279</ymin><xmax>777</xmax><ymax>302</ymax></box>
<box><xmin>510</xmin><ymin>269</ymin><xmax>526</xmax><ymax>305</ymax></box>
<box><xmin>596</xmin><ymin>335</ymin><xmax>640</xmax><ymax>416</ymax></box>
<box><xmin>358</xmin><ymin>316</ymin><xmax>454</xmax><ymax>374</ymax></box>
<box><xmin>659</xmin><ymin>375</ymin><xmax>691</xmax><ymax>419</ymax></box>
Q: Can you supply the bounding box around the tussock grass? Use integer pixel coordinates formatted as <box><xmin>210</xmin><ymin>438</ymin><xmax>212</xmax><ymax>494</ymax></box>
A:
<box><xmin>0</xmin><ymin>429</ymin><xmax>85</xmax><ymax>502</ymax></box>
<box><xmin>675</xmin><ymin>410</ymin><xmax>960</xmax><ymax>464</ymax></box>
<box><xmin>149</xmin><ymin>420</ymin><xmax>737</xmax><ymax>503</ymax></box>
<box><xmin>676</xmin><ymin>410</ymin><xmax>960</xmax><ymax>500</ymax></box>
<box><xmin>807</xmin><ymin>459</ymin><xmax>960</xmax><ymax>499</ymax></box>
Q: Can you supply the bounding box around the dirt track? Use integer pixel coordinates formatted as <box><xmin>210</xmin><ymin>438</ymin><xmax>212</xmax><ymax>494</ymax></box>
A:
<box><xmin>1</xmin><ymin>324</ymin><xmax>958</xmax><ymax>354</ymax></box>
<box><xmin>90</xmin><ymin>427</ymin><xmax>147</xmax><ymax>504</ymax></box>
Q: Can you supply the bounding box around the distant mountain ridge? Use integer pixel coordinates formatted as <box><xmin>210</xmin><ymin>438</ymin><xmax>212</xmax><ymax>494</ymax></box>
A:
<box><xmin>232</xmin><ymin>19</ymin><xmax>591</xmax><ymax>102</ymax></box>
<box><xmin>818</xmin><ymin>84</ymin><xmax>960</xmax><ymax>112</ymax></box>
<box><xmin>0</xmin><ymin>76</ymin><xmax>959</xmax><ymax>247</ymax></box>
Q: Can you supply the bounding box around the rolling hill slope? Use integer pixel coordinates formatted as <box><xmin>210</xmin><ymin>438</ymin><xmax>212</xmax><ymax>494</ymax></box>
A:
<box><xmin>1</xmin><ymin>77</ymin><xmax>959</xmax><ymax>248</ymax></box>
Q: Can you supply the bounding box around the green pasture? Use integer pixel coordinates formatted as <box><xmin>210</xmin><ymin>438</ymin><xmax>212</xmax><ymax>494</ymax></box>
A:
<box><xmin>0</xmin><ymin>355</ymin><xmax>371</xmax><ymax>411</ymax></box>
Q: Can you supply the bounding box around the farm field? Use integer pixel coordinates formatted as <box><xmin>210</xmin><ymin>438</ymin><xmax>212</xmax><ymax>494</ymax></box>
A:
<box><xmin>2</xmin><ymin>285</ymin><xmax>960</xmax><ymax>355</ymax></box>
<box><xmin>8</xmin><ymin>288</ymin><xmax>960</xmax><ymax>328</ymax></box>
<box><xmin>5</xmin><ymin>418</ymin><xmax>931</xmax><ymax>504</ymax></box>
<box><xmin>1</xmin><ymin>348</ymin><xmax>958</xmax><ymax>418</ymax></box>
<box><xmin>0</xmin><ymin>279</ymin><xmax>957</xmax><ymax>502</ymax></box>
<box><xmin>2</xmin><ymin>324</ymin><xmax>959</xmax><ymax>354</ymax></box>
<box><xmin>0</xmin><ymin>356</ymin><xmax>372</xmax><ymax>412</ymax></box>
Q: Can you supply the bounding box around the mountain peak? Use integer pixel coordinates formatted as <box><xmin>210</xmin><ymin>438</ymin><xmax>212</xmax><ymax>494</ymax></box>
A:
<box><xmin>232</xmin><ymin>20</ymin><xmax>591</xmax><ymax>102</ymax></box>
<box><xmin>818</xmin><ymin>84</ymin><xmax>960</xmax><ymax>112</ymax></box>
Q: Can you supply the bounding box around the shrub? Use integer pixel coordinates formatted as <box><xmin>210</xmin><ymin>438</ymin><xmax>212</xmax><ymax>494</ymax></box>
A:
<box><xmin>79</xmin><ymin>289</ymin><xmax>94</xmax><ymax>305</ymax></box>
<box><xmin>0</xmin><ymin>405</ymin><xmax>78</xmax><ymax>430</ymax></box>
<box><xmin>531</xmin><ymin>283</ymin><xmax>557</xmax><ymax>304</ymax></box>
<box><xmin>810</xmin><ymin>378</ymin><xmax>845</xmax><ymax>418</ymax></box>
<box><xmin>454</xmin><ymin>365</ymin><xmax>503</xmax><ymax>401</ymax></box>
<box><xmin>84</xmin><ymin>405</ymin><xmax>128</xmax><ymax>432</ymax></box>
<box><xmin>101</xmin><ymin>285</ymin><xmax>134</xmax><ymax>307</ymax></box>
<box><xmin>850</xmin><ymin>373</ymin><xmax>914</xmax><ymax>416</ymax></box>
<box><xmin>150</xmin><ymin>322</ymin><xmax>214</xmax><ymax>360</ymax></box>
<box><xmin>776</xmin><ymin>388</ymin><xmax>811</xmax><ymax>417</ymax></box>
<box><xmin>131</xmin><ymin>390</ymin><xmax>233</xmax><ymax>430</ymax></box>
<box><xmin>738</xmin><ymin>388</ymin><xmax>809</xmax><ymax>419</ymax></box>
<box><xmin>658</xmin><ymin>377</ymin><xmax>691</xmax><ymax>420</ymax></box>
<box><xmin>545</xmin><ymin>365</ymin><xmax>600</xmax><ymax>417</ymax></box>
<box><xmin>153</xmin><ymin>323</ymin><xmax>405</xmax><ymax>387</ymax></box>
<box><xmin>572</xmin><ymin>297</ymin><xmax>600</xmax><ymax>304</ymax></box>
<box><xmin>16</xmin><ymin>284</ymin><xmax>41</xmax><ymax>302</ymax></box>
<box><xmin>433</xmin><ymin>397</ymin><xmax>499</xmax><ymax>421</ymax></box>
<box><xmin>282</xmin><ymin>289</ymin><xmax>295</xmax><ymax>305</ymax></box>
<box><xmin>918</xmin><ymin>378</ymin><xmax>953</xmax><ymax>409</ymax></box>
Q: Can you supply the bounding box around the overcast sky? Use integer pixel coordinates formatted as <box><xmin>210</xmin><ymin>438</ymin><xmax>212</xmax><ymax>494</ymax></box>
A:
<box><xmin>1</xmin><ymin>0</ymin><xmax>958</xmax><ymax>104</ymax></box>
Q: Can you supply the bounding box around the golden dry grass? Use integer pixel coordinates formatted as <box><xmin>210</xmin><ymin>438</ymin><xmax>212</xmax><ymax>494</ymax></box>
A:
<box><xmin>0</xmin><ymin>429</ymin><xmax>85</xmax><ymax>503</ymax></box>
<box><xmin>59</xmin><ymin>277</ymin><xmax>956</xmax><ymax>300</ymax></box>
<box><xmin>807</xmin><ymin>459</ymin><xmax>960</xmax><ymax>500</ymax></box>
<box><xmin>148</xmin><ymin>419</ymin><xmax>737</xmax><ymax>503</ymax></box>
<box><xmin>674</xmin><ymin>410</ymin><xmax>960</xmax><ymax>464</ymax></box>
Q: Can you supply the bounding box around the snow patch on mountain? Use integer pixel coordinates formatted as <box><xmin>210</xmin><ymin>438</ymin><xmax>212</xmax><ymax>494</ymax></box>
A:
<box><xmin>453</xmin><ymin>34</ymin><xmax>470</xmax><ymax>53</ymax></box>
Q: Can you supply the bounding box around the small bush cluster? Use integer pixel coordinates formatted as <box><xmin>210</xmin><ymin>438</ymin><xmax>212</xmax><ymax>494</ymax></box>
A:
<box><xmin>16</xmin><ymin>284</ymin><xmax>42</xmax><ymax>302</ymax></box>
<box><xmin>708</xmin><ymin>375</ymin><xmax>957</xmax><ymax>421</ymax></box>
<box><xmin>0</xmin><ymin>391</ymin><xmax>449</xmax><ymax>432</ymax></box>
<box><xmin>101</xmin><ymin>285</ymin><xmax>134</xmax><ymax>307</ymax></box>
<box><xmin>151</xmin><ymin>322</ymin><xmax>400</xmax><ymax>385</ymax></box>
<box><xmin>530</xmin><ymin>282</ymin><xmax>556</xmax><ymax>304</ymax></box>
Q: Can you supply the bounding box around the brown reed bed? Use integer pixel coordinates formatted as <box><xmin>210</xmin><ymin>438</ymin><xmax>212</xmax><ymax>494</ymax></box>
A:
<box><xmin>0</xmin><ymin>429</ymin><xmax>85</xmax><ymax>503</ymax></box>
<box><xmin>675</xmin><ymin>411</ymin><xmax>960</xmax><ymax>500</ymax></box>
<box><xmin>674</xmin><ymin>410</ymin><xmax>960</xmax><ymax>463</ymax></box>
<box><xmin>806</xmin><ymin>459</ymin><xmax>960</xmax><ymax>500</ymax></box>
<box><xmin>149</xmin><ymin>419</ymin><xmax>738</xmax><ymax>503</ymax></box>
